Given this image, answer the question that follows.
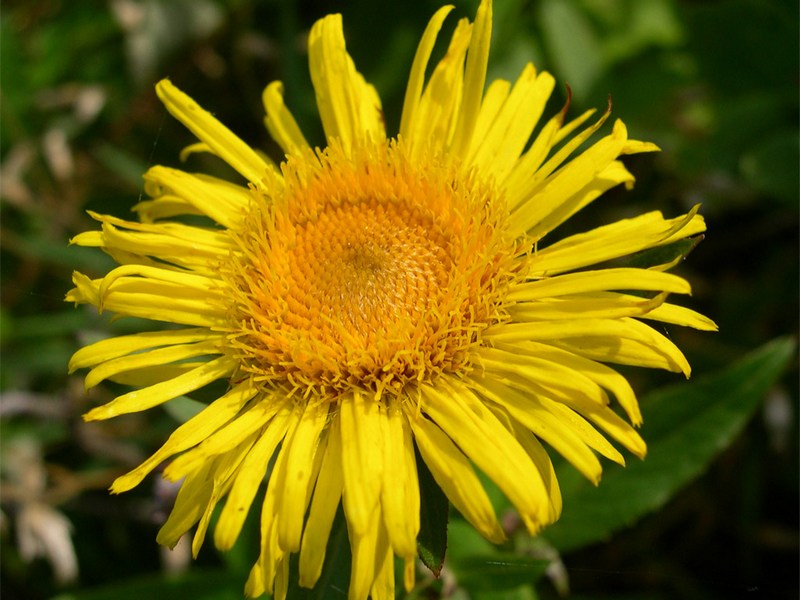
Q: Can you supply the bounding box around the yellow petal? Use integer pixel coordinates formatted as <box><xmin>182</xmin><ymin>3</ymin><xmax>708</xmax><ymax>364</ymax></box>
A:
<box><xmin>262</xmin><ymin>81</ymin><xmax>311</xmax><ymax>157</ymax></box>
<box><xmin>308</xmin><ymin>14</ymin><xmax>385</xmax><ymax>152</ymax></box>
<box><xmin>409</xmin><ymin>412</ymin><xmax>505</xmax><ymax>543</ymax></box>
<box><xmin>407</xmin><ymin>18</ymin><xmax>472</xmax><ymax>156</ymax></box>
<box><xmin>380</xmin><ymin>406</ymin><xmax>420</xmax><ymax>558</ymax></box>
<box><xmin>213</xmin><ymin>403</ymin><xmax>294</xmax><ymax>550</ymax></box>
<box><xmin>510</xmin><ymin>119</ymin><xmax>628</xmax><ymax>237</ymax></box>
<box><xmin>505</xmin><ymin>340</ymin><xmax>643</xmax><ymax>425</ymax></box>
<box><xmin>505</xmin><ymin>107</ymin><xmax>606</xmax><ymax>210</ymax></box>
<box><xmin>156</xmin><ymin>459</ymin><xmax>215</xmax><ymax>548</ymax></box>
<box><xmin>277</xmin><ymin>402</ymin><xmax>330</xmax><ymax>552</ymax></box>
<box><xmin>69</xmin><ymin>327</ymin><xmax>216</xmax><ymax>373</ymax></box>
<box><xmin>421</xmin><ymin>379</ymin><xmax>554</xmax><ymax>532</ymax></box>
<box><xmin>347</xmin><ymin>507</ymin><xmax>382</xmax><ymax>600</ymax></box>
<box><xmin>507</xmin><ymin>291</ymin><xmax>669</xmax><ymax>322</ymax></box>
<box><xmin>69</xmin><ymin>272</ymin><xmax>226</xmax><ymax>328</ymax></box>
<box><xmin>156</xmin><ymin>79</ymin><xmax>274</xmax><ymax>187</ymax></box>
<box><xmin>399</xmin><ymin>5</ymin><xmax>455</xmax><ymax>140</ymax></box>
<box><xmin>299</xmin><ymin>415</ymin><xmax>343</xmax><ymax>588</ymax></box>
<box><xmin>84</xmin><ymin>339</ymin><xmax>222</xmax><ymax>390</ymax></box>
<box><xmin>468</xmin><ymin>65</ymin><xmax>555</xmax><ymax>181</ymax></box>
<box><xmin>450</xmin><ymin>0</ymin><xmax>492</xmax><ymax>157</ymax></box>
<box><xmin>83</xmin><ymin>355</ymin><xmax>238</xmax><ymax>421</ymax></box>
<box><xmin>644</xmin><ymin>300</ymin><xmax>719</xmax><ymax>331</ymax></box>
<box><xmin>191</xmin><ymin>431</ymin><xmax>259</xmax><ymax>557</ymax></box>
<box><xmin>339</xmin><ymin>390</ymin><xmax>383</xmax><ymax>536</ymax></box>
<box><xmin>506</xmin><ymin>267</ymin><xmax>691</xmax><ymax>302</ymax></box>
<box><xmin>530</xmin><ymin>210</ymin><xmax>706</xmax><ymax>276</ymax></box>
<box><xmin>111</xmin><ymin>381</ymin><xmax>260</xmax><ymax>493</ymax></box>
<box><xmin>164</xmin><ymin>392</ymin><xmax>289</xmax><ymax>481</ymax></box>
<box><xmin>485</xmin><ymin>318</ymin><xmax>691</xmax><ymax>376</ymax></box>
<box><xmin>469</xmin><ymin>375</ymin><xmax>603</xmax><ymax>484</ymax></box>
<box><xmin>143</xmin><ymin>166</ymin><xmax>252</xmax><ymax>229</ymax></box>
<box><xmin>524</xmin><ymin>160</ymin><xmax>635</xmax><ymax>240</ymax></box>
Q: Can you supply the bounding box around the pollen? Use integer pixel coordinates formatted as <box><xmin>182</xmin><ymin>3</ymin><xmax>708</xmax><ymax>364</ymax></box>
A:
<box><xmin>222</xmin><ymin>140</ymin><xmax>513</xmax><ymax>399</ymax></box>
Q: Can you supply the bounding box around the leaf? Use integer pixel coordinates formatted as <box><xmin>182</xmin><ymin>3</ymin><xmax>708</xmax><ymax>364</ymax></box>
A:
<box><xmin>446</xmin><ymin>520</ymin><xmax>547</xmax><ymax>595</ymax></box>
<box><xmin>49</xmin><ymin>569</ymin><xmax>245</xmax><ymax>600</ymax></box>
<box><xmin>163</xmin><ymin>395</ymin><xmax>206</xmax><ymax>423</ymax></box>
<box><xmin>620</xmin><ymin>236</ymin><xmax>703</xmax><ymax>270</ymax></box>
<box><xmin>539</xmin><ymin>0</ymin><xmax>604</xmax><ymax>100</ymax></box>
<box><xmin>541</xmin><ymin>336</ymin><xmax>796</xmax><ymax>552</ymax></box>
<box><xmin>286</xmin><ymin>507</ymin><xmax>352</xmax><ymax>600</ymax></box>
<box><xmin>416</xmin><ymin>448</ymin><xmax>450</xmax><ymax>577</ymax></box>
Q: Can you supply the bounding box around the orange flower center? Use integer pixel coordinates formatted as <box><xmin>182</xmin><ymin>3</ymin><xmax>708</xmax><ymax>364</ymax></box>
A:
<box><xmin>222</xmin><ymin>141</ymin><xmax>513</xmax><ymax>400</ymax></box>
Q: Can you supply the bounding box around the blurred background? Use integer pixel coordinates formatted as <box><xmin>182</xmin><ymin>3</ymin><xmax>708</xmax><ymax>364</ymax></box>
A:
<box><xmin>1</xmin><ymin>0</ymin><xmax>797</xmax><ymax>599</ymax></box>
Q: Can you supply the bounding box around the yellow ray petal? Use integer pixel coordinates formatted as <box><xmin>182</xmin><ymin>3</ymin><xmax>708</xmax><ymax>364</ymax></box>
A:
<box><xmin>347</xmin><ymin>507</ymin><xmax>382</xmax><ymax>600</ymax></box>
<box><xmin>69</xmin><ymin>328</ymin><xmax>217</xmax><ymax>372</ymax></box>
<box><xmin>487</xmin><ymin>403</ymin><xmax>562</xmax><ymax>521</ymax></box>
<box><xmin>156</xmin><ymin>459</ymin><xmax>215</xmax><ymax>548</ymax></box>
<box><xmin>277</xmin><ymin>402</ymin><xmax>330</xmax><ymax>552</ymax></box>
<box><xmin>111</xmin><ymin>381</ymin><xmax>259</xmax><ymax>493</ymax></box>
<box><xmin>505</xmin><ymin>107</ymin><xmax>607</xmax><ymax>210</ymax></box>
<box><xmin>143</xmin><ymin>166</ymin><xmax>253</xmax><ymax>229</ymax></box>
<box><xmin>380</xmin><ymin>406</ymin><xmax>420</xmax><ymax>558</ymax></box>
<box><xmin>156</xmin><ymin>79</ymin><xmax>273</xmax><ymax>187</ymax></box>
<box><xmin>643</xmin><ymin>300</ymin><xmax>719</xmax><ymax>331</ymax></box>
<box><xmin>469</xmin><ymin>352</ymin><xmax>627</xmax><ymax>465</ymax></box>
<box><xmin>308</xmin><ymin>14</ymin><xmax>385</xmax><ymax>152</ymax></box>
<box><xmin>485</xmin><ymin>318</ymin><xmax>691</xmax><ymax>375</ymax></box>
<box><xmin>407</xmin><ymin>18</ymin><xmax>472</xmax><ymax>156</ymax></box>
<box><xmin>164</xmin><ymin>392</ymin><xmax>289</xmax><ymax>481</ymax></box>
<box><xmin>83</xmin><ymin>355</ymin><xmax>238</xmax><ymax>421</ymax></box>
<box><xmin>132</xmin><ymin>196</ymin><xmax>203</xmax><ymax>222</ymax></box>
<box><xmin>368</xmin><ymin>519</ymin><xmax>395</xmax><ymax>600</ymax></box>
<box><xmin>507</xmin><ymin>291</ymin><xmax>669</xmax><ymax>322</ymax></box>
<box><xmin>450</xmin><ymin>0</ymin><xmax>492</xmax><ymax>157</ymax></box>
<box><xmin>506</xmin><ymin>267</ymin><xmax>691</xmax><ymax>302</ymax></box>
<box><xmin>191</xmin><ymin>431</ymin><xmax>259</xmax><ymax>557</ymax></box>
<box><xmin>524</xmin><ymin>160</ymin><xmax>635</xmax><ymax>240</ymax></box>
<box><xmin>214</xmin><ymin>402</ymin><xmax>294</xmax><ymax>550</ymax></box>
<box><xmin>468</xmin><ymin>65</ymin><xmax>555</xmax><ymax>181</ymax></box>
<box><xmin>262</xmin><ymin>81</ymin><xmax>311</xmax><ymax>157</ymax></box>
<box><xmin>339</xmin><ymin>390</ymin><xmax>383</xmax><ymax>537</ymax></box>
<box><xmin>409</xmin><ymin>413</ymin><xmax>506</xmax><ymax>543</ymax></box>
<box><xmin>505</xmin><ymin>340</ymin><xmax>643</xmax><ymax>425</ymax></box>
<box><xmin>83</xmin><ymin>340</ymin><xmax>222</xmax><ymax>390</ymax></box>
<box><xmin>469</xmin><ymin>375</ymin><xmax>603</xmax><ymax>484</ymax></box>
<box><xmin>421</xmin><ymin>379</ymin><xmax>553</xmax><ymax>532</ymax></box>
<box><xmin>399</xmin><ymin>5</ymin><xmax>456</xmax><ymax>140</ymax></box>
<box><xmin>510</xmin><ymin>119</ymin><xmax>629</xmax><ymax>237</ymax></box>
<box><xmin>68</xmin><ymin>272</ymin><xmax>227</xmax><ymax>328</ymax></box>
<box><xmin>530</xmin><ymin>210</ymin><xmax>706</xmax><ymax>276</ymax></box>
<box><xmin>299</xmin><ymin>415</ymin><xmax>344</xmax><ymax>588</ymax></box>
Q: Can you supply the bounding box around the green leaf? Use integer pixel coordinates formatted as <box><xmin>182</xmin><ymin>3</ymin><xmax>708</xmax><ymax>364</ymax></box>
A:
<box><xmin>285</xmin><ymin>507</ymin><xmax>351</xmax><ymax>599</ymax></box>
<box><xmin>447</xmin><ymin>520</ymin><xmax>547</xmax><ymax>595</ymax></box>
<box><xmin>619</xmin><ymin>236</ymin><xmax>703</xmax><ymax>270</ymax></box>
<box><xmin>539</xmin><ymin>0</ymin><xmax>603</xmax><ymax>100</ymax></box>
<box><xmin>163</xmin><ymin>395</ymin><xmax>206</xmax><ymax>423</ymax></box>
<box><xmin>416</xmin><ymin>448</ymin><xmax>450</xmax><ymax>577</ymax></box>
<box><xmin>50</xmin><ymin>569</ymin><xmax>245</xmax><ymax>600</ymax></box>
<box><xmin>542</xmin><ymin>336</ymin><xmax>796</xmax><ymax>553</ymax></box>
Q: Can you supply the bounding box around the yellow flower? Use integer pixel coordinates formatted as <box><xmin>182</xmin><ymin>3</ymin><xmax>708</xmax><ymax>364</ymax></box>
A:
<box><xmin>67</xmin><ymin>1</ymin><xmax>716</xmax><ymax>598</ymax></box>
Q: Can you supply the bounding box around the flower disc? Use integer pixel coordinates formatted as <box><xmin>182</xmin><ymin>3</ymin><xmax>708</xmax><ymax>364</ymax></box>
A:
<box><xmin>223</xmin><ymin>141</ymin><xmax>513</xmax><ymax>399</ymax></box>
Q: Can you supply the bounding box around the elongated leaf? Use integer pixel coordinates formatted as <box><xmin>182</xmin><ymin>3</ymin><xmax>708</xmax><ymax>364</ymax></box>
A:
<box><xmin>286</xmin><ymin>507</ymin><xmax>351</xmax><ymax>600</ymax></box>
<box><xmin>416</xmin><ymin>448</ymin><xmax>450</xmax><ymax>577</ymax></box>
<box><xmin>446</xmin><ymin>520</ymin><xmax>547</xmax><ymax>594</ymax></box>
<box><xmin>542</xmin><ymin>336</ymin><xmax>795</xmax><ymax>552</ymax></box>
<box><xmin>50</xmin><ymin>569</ymin><xmax>244</xmax><ymax>600</ymax></box>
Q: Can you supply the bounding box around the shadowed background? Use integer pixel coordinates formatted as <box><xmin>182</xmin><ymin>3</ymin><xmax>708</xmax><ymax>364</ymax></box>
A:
<box><xmin>1</xmin><ymin>1</ymin><xmax>797</xmax><ymax>599</ymax></box>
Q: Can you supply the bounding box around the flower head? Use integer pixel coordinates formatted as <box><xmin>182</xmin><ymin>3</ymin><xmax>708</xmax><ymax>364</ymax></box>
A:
<box><xmin>67</xmin><ymin>1</ymin><xmax>715</xmax><ymax>598</ymax></box>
